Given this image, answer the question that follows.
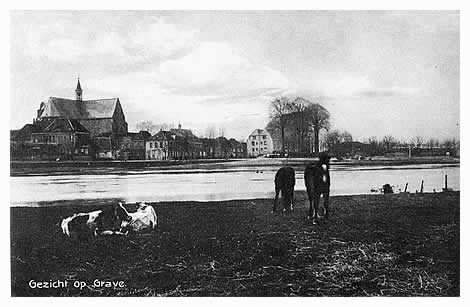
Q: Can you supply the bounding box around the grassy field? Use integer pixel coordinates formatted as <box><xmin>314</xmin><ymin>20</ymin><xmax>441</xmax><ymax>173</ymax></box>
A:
<box><xmin>11</xmin><ymin>191</ymin><xmax>459</xmax><ymax>296</ymax></box>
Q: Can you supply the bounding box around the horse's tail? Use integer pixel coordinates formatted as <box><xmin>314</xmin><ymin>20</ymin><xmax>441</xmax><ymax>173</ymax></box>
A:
<box><xmin>304</xmin><ymin>164</ymin><xmax>316</xmax><ymax>200</ymax></box>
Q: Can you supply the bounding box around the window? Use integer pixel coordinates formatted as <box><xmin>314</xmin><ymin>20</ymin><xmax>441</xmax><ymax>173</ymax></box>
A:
<box><xmin>264</xmin><ymin>141</ymin><xmax>267</xmax><ymax>145</ymax></box>
<box><xmin>149</xmin><ymin>142</ymin><xmax>153</xmax><ymax>149</ymax></box>
<box><xmin>252</xmin><ymin>141</ymin><xmax>255</xmax><ymax>146</ymax></box>
<box><xmin>262</xmin><ymin>135</ymin><xmax>266</xmax><ymax>139</ymax></box>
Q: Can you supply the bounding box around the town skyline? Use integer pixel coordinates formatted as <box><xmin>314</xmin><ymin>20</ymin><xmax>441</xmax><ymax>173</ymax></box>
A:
<box><xmin>11</xmin><ymin>11</ymin><xmax>459</xmax><ymax>141</ymax></box>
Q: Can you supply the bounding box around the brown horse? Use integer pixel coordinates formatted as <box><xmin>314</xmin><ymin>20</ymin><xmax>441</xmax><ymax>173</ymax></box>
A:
<box><xmin>304</xmin><ymin>153</ymin><xmax>331</xmax><ymax>221</ymax></box>
<box><xmin>272</xmin><ymin>166</ymin><xmax>296</xmax><ymax>213</ymax></box>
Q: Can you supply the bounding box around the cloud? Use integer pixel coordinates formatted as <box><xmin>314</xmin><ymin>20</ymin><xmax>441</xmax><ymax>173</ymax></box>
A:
<box><xmin>295</xmin><ymin>73</ymin><xmax>421</xmax><ymax>101</ymax></box>
<box><xmin>16</xmin><ymin>17</ymin><xmax>197</xmax><ymax>62</ymax></box>
<box><xmin>130</xmin><ymin>19</ymin><xmax>198</xmax><ymax>58</ymax></box>
<box><xmin>157</xmin><ymin>42</ymin><xmax>289</xmax><ymax>98</ymax></box>
<box><xmin>357</xmin><ymin>87</ymin><xmax>420</xmax><ymax>98</ymax></box>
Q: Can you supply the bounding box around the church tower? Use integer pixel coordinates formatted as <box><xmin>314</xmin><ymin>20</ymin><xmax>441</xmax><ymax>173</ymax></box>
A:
<box><xmin>75</xmin><ymin>77</ymin><xmax>83</xmax><ymax>101</ymax></box>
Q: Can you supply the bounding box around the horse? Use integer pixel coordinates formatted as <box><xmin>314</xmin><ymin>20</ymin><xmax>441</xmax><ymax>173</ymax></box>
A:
<box><xmin>272</xmin><ymin>166</ymin><xmax>296</xmax><ymax>213</ymax></box>
<box><xmin>304</xmin><ymin>153</ymin><xmax>331</xmax><ymax>221</ymax></box>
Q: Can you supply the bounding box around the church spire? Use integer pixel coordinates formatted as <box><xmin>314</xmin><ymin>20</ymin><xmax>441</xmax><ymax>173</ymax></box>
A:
<box><xmin>75</xmin><ymin>77</ymin><xmax>82</xmax><ymax>101</ymax></box>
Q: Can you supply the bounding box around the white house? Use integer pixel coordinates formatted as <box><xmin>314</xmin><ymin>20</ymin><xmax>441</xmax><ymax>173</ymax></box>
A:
<box><xmin>246</xmin><ymin>129</ymin><xmax>273</xmax><ymax>157</ymax></box>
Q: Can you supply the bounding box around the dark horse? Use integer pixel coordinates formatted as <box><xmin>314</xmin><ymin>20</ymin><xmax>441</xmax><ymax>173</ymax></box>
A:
<box><xmin>304</xmin><ymin>153</ymin><xmax>331</xmax><ymax>220</ymax></box>
<box><xmin>272</xmin><ymin>166</ymin><xmax>296</xmax><ymax>213</ymax></box>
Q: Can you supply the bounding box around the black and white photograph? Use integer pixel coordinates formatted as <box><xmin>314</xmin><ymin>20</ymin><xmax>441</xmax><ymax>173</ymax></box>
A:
<box><xmin>8</xmin><ymin>9</ymin><xmax>460</xmax><ymax>297</ymax></box>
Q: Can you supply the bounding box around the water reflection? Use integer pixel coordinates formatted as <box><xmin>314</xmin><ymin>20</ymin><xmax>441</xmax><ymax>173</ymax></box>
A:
<box><xmin>10</xmin><ymin>164</ymin><xmax>459</xmax><ymax>207</ymax></box>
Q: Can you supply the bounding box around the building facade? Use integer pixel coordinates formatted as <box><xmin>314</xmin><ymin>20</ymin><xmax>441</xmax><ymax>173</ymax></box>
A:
<box><xmin>146</xmin><ymin>130</ymin><xmax>171</xmax><ymax>160</ymax></box>
<box><xmin>36</xmin><ymin>79</ymin><xmax>128</xmax><ymax>138</ymax></box>
<box><xmin>246</xmin><ymin>129</ymin><xmax>274</xmax><ymax>157</ymax></box>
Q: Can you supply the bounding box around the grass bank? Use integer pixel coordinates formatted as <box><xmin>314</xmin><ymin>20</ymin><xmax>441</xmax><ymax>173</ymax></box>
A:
<box><xmin>10</xmin><ymin>157</ymin><xmax>459</xmax><ymax>176</ymax></box>
<box><xmin>11</xmin><ymin>192</ymin><xmax>459</xmax><ymax>296</ymax></box>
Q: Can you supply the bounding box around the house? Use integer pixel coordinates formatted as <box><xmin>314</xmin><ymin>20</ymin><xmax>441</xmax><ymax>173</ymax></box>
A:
<box><xmin>117</xmin><ymin>131</ymin><xmax>151</xmax><ymax>160</ymax></box>
<box><xmin>169</xmin><ymin>124</ymin><xmax>203</xmax><ymax>159</ymax></box>
<box><xmin>10</xmin><ymin>118</ymin><xmax>91</xmax><ymax>160</ymax></box>
<box><xmin>146</xmin><ymin>130</ymin><xmax>171</xmax><ymax>160</ymax></box>
<box><xmin>246</xmin><ymin>129</ymin><xmax>274</xmax><ymax>157</ymax></box>
<box><xmin>36</xmin><ymin>78</ymin><xmax>128</xmax><ymax>138</ymax></box>
<box><xmin>10</xmin><ymin>121</ymin><xmax>52</xmax><ymax>160</ymax></box>
<box><xmin>229</xmin><ymin>138</ymin><xmax>247</xmax><ymax>158</ymax></box>
<box><xmin>93</xmin><ymin>132</ymin><xmax>114</xmax><ymax>159</ymax></box>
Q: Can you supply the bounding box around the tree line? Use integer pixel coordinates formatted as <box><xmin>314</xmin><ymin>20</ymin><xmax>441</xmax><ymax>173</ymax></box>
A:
<box><xmin>266</xmin><ymin>96</ymin><xmax>330</xmax><ymax>155</ymax></box>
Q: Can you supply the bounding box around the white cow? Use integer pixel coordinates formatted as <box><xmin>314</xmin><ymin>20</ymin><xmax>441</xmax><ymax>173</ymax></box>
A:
<box><xmin>117</xmin><ymin>202</ymin><xmax>158</xmax><ymax>234</ymax></box>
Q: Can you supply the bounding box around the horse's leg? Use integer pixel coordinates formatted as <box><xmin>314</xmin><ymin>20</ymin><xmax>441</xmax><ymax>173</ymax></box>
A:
<box><xmin>307</xmin><ymin>188</ymin><xmax>313</xmax><ymax>219</ymax></box>
<box><xmin>272</xmin><ymin>186</ymin><xmax>280</xmax><ymax>213</ymax></box>
<box><xmin>290</xmin><ymin>186</ymin><xmax>294</xmax><ymax>212</ymax></box>
<box><xmin>324</xmin><ymin>190</ymin><xmax>330</xmax><ymax>219</ymax></box>
<box><xmin>313</xmin><ymin>192</ymin><xmax>321</xmax><ymax>221</ymax></box>
<box><xmin>283</xmin><ymin>187</ymin><xmax>293</xmax><ymax>213</ymax></box>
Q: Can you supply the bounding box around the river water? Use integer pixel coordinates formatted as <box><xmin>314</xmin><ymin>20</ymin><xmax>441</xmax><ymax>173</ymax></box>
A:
<box><xmin>10</xmin><ymin>163</ymin><xmax>459</xmax><ymax>207</ymax></box>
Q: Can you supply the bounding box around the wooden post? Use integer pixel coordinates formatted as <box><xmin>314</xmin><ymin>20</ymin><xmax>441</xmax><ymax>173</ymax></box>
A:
<box><xmin>404</xmin><ymin>182</ymin><xmax>408</xmax><ymax>193</ymax></box>
<box><xmin>420</xmin><ymin>180</ymin><xmax>424</xmax><ymax>193</ymax></box>
<box><xmin>445</xmin><ymin>174</ymin><xmax>448</xmax><ymax>191</ymax></box>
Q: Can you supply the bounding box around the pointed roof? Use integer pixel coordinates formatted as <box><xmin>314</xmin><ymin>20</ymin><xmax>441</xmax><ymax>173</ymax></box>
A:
<box><xmin>76</xmin><ymin>78</ymin><xmax>82</xmax><ymax>92</ymax></box>
<box><xmin>39</xmin><ymin>97</ymin><xmax>121</xmax><ymax>119</ymax></box>
<box><xmin>43</xmin><ymin>118</ymin><xmax>89</xmax><ymax>133</ymax></box>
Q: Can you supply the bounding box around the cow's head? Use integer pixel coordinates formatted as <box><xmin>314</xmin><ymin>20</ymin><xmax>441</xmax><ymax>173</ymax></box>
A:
<box><xmin>114</xmin><ymin>202</ymin><xmax>132</xmax><ymax>223</ymax></box>
<box><xmin>114</xmin><ymin>202</ymin><xmax>132</xmax><ymax>233</ymax></box>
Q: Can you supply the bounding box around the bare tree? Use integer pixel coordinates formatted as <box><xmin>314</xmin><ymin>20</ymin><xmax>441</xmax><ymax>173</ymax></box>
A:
<box><xmin>290</xmin><ymin>98</ymin><xmax>310</xmax><ymax>152</ymax></box>
<box><xmin>412</xmin><ymin>136</ymin><xmax>424</xmax><ymax>148</ymax></box>
<box><xmin>381</xmin><ymin>135</ymin><xmax>397</xmax><ymax>151</ymax></box>
<box><xmin>154</xmin><ymin>123</ymin><xmax>170</xmax><ymax>132</ymax></box>
<box><xmin>324</xmin><ymin>129</ymin><xmax>352</xmax><ymax>150</ymax></box>
<box><xmin>204</xmin><ymin>126</ymin><xmax>217</xmax><ymax>139</ymax></box>
<box><xmin>269</xmin><ymin>97</ymin><xmax>292</xmax><ymax>154</ymax></box>
<box><xmin>135</xmin><ymin>120</ymin><xmax>158</xmax><ymax>134</ymax></box>
<box><xmin>324</xmin><ymin>130</ymin><xmax>342</xmax><ymax>150</ymax></box>
<box><xmin>298</xmin><ymin>98</ymin><xmax>330</xmax><ymax>153</ymax></box>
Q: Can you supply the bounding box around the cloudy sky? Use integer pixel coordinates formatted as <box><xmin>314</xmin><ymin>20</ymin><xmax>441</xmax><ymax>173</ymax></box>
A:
<box><xmin>10</xmin><ymin>11</ymin><xmax>459</xmax><ymax>141</ymax></box>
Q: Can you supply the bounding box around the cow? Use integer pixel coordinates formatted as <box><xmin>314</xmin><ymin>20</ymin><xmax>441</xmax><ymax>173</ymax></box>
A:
<box><xmin>60</xmin><ymin>204</ymin><xmax>126</xmax><ymax>239</ymax></box>
<box><xmin>272</xmin><ymin>166</ymin><xmax>296</xmax><ymax>213</ymax></box>
<box><xmin>304</xmin><ymin>152</ymin><xmax>331</xmax><ymax>221</ymax></box>
<box><xmin>115</xmin><ymin>202</ymin><xmax>158</xmax><ymax>234</ymax></box>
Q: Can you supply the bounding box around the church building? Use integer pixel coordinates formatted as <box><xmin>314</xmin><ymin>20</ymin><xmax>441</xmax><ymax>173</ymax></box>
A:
<box><xmin>36</xmin><ymin>79</ymin><xmax>128</xmax><ymax>137</ymax></box>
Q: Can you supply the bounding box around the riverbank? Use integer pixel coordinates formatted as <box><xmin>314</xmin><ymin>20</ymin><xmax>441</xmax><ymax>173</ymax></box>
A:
<box><xmin>10</xmin><ymin>156</ymin><xmax>459</xmax><ymax>176</ymax></box>
<box><xmin>11</xmin><ymin>191</ymin><xmax>459</xmax><ymax>296</ymax></box>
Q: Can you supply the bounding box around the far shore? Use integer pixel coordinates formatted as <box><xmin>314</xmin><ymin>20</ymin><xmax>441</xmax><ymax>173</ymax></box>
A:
<box><xmin>10</xmin><ymin>156</ymin><xmax>460</xmax><ymax>176</ymax></box>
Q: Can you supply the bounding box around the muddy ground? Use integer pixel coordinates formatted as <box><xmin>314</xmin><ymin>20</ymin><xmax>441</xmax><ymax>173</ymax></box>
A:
<box><xmin>11</xmin><ymin>192</ymin><xmax>459</xmax><ymax>296</ymax></box>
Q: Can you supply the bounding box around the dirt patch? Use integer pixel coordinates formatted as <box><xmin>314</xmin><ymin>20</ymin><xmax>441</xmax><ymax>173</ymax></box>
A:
<box><xmin>11</xmin><ymin>192</ymin><xmax>459</xmax><ymax>296</ymax></box>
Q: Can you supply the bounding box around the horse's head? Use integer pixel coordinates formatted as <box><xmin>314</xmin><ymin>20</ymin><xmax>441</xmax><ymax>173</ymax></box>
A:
<box><xmin>318</xmin><ymin>152</ymin><xmax>331</xmax><ymax>170</ymax></box>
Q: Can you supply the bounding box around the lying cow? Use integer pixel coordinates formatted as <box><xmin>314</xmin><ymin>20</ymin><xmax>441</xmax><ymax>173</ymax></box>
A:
<box><xmin>115</xmin><ymin>202</ymin><xmax>158</xmax><ymax>234</ymax></box>
<box><xmin>61</xmin><ymin>204</ymin><xmax>126</xmax><ymax>239</ymax></box>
